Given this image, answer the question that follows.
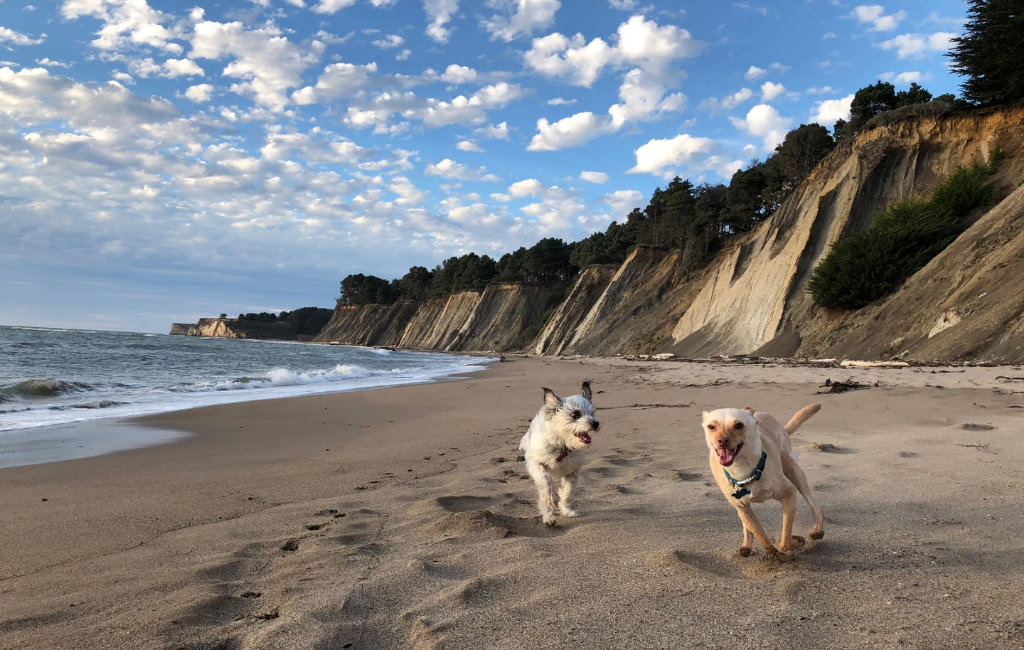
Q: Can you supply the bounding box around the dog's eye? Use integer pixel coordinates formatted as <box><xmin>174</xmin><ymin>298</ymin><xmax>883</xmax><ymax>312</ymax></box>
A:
<box><xmin>571</xmin><ymin>410</ymin><xmax>582</xmax><ymax>420</ymax></box>
<box><xmin>706</xmin><ymin>424</ymin><xmax>716</xmax><ymax>431</ymax></box>
<box><xmin>734</xmin><ymin>422</ymin><xmax>744</xmax><ymax>430</ymax></box>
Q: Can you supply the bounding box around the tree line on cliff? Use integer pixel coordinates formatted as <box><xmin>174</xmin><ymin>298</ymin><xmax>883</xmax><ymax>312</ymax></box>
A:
<box><xmin>339</xmin><ymin>2</ymin><xmax>1022</xmax><ymax>309</ymax></box>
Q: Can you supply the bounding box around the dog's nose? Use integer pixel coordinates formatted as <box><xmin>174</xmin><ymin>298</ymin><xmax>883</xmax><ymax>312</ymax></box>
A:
<box><xmin>591</xmin><ymin>420</ymin><xmax>600</xmax><ymax>431</ymax></box>
<box><xmin>717</xmin><ymin>438</ymin><xmax>730</xmax><ymax>448</ymax></box>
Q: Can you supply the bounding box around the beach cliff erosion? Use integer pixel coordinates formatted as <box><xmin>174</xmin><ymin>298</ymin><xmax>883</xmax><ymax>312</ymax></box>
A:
<box><xmin>169</xmin><ymin>323</ymin><xmax>195</xmax><ymax>336</ymax></box>
<box><xmin>179</xmin><ymin>104</ymin><xmax>1024</xmax><ymax>363</ymax></box>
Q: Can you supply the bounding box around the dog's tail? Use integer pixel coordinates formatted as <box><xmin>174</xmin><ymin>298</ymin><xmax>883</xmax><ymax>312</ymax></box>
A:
<box><xmin>785</xmin><ymin>404</ymin><xmax>821</xmax><ymax>434</ymax></box>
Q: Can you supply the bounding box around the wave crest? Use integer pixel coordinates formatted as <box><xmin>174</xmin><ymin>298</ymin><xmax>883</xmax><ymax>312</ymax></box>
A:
<box><xmin>0</xmin><ymin>379</ymin><xmax>91</xmax><ymax>403</ymax></box>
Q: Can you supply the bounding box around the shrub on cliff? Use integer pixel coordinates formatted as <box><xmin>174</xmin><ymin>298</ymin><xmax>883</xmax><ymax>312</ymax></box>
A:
<box><xmin>808</xmin><ymin>162</ymin><xmax>997</xmax><ymax>309</ymax></box>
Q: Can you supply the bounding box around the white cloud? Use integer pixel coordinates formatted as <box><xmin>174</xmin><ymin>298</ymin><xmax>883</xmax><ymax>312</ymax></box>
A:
<box><xmin>811</xmin><ymin>93</ymin><xmax>854</xmax><ymax>126</ymax></box>
<box><xmin>806</xmin><ymin>85</ymin><xmax>835</xmax><ymax>95</ymax></box>
<box><xmin>190</xmin><ymin>14</ymin><xmax>320</xmax><ymax>111</ymax></box>
<box><xmin>127</xmin><ymin>57</ymin><xmax>203</xmax><ymax>79</ymax></box>
<box><xmin>184</xmin><ymin>83</ymin><xmax>213</xmax><ymax>103</ymax></box>
<box><xmin>879</xmin><ymin>70</ymin><xmax>928</xmax><ymax>85</ymax></box>
<box><xmin>61</xmin><ymin>0</ymin><xmax>181</xmax><ymax>53</ymax></box>
<box><xmin>292</xmin><ymin>61</ymin><xmax>378</xmax><ymax>105</ymax></box>
<box><xmin>396</xmin><ymin>49</ymin><xmax>412</xmax><ymax>61</ymax></box>
<box><xmin>876</xmin><ymin>32</ymin><xmax>956</xmax><ymax>59</ymax></box>
<box><xmin>547</xmin><ymin>97</ymin><xmax>576</xmax><ymax>105</ymax></box>
<box><xmin>372</xmin><ymin>34</ymin><xmax>405</xmax><ymax>49</ymax></box>
<box><xmin>729</xmin><ymin>104</ymin><xmax>793</xmax><ymax>151</ymax></box>
<box><xmin>36</xmin><ymin>58</ymin><xmax>73</xmax><ymax>69</ymax></box>
<box><xmin>608</xmin><ymin>0</ymin><xmax>637</xmax><ymax>9</ymax></box>
<box><xmin>440</xmin><ymin>64</ymin><xmax>477</xmax><ymax>84</ymax></box>
<box><xmin>311</xmin><ymin>0</ymin><xmax>358</xmax><ymax>14</ymax></box>
<box><xmin>850</xmin><ymin>5</ymin><xmax>907</xmax><ymax>32</ymax></box>
<box><xmin>769</xmin><ymin>62</ymin><xmax>790</xmax><ymax>73</ymax></box>
<box><xmin>527</xmin><ymin>112</ymin><xmax>610</xmax><ymax>151</ymax></box>
<box><xmin>483</xmin><ymin>0</ymin><xmax>561</xmax><ymax>42</ymax></box>
<box><xmin>823</xmin><ymin>31</ymin><xmax>836</xmax><ymax>39</ymax></box>
<box><xmin>699</xmin><ymin>87</ymin><xmax>752</xmax><ymax>112</ymax></box>
<box><xmin>602</xmin><ymin>189</ymin><xmax>642</xmax><ymax>216</ymax></box>
<box><xmin>628</xmin><ymin>133</ymin><xmax>740</xmax><ymax>177</ymax></box>
<box><xmin>524</xmin><ymin>15</ymin><xmax>702</xmax><ymax>87</ymax></box>
<box><xmin>744</xmin><ymin>65</ymin><xmax>766</xmax><ymax>81</ymax></box>
<box><xmin>456</xmin><ymin>139</ymin><xmax>484</xmax><ymax>152</ymax></box>
<box><xmin>475</xmin><ymin>121</ymin><xmax>509</xmax><ymax>139</ymax></box>
<box><xmin>579</xmin><ymin>171</ymin><xmax>609</xmax><ymax>183</ymax></box>
<box><xmin>0</xmin><ymin>26</ymin><xmax>46</xmax><ymax>46</ymax></box>
<box><xmin>424</xmin><ymin>0</ymin><xmax>459</xmax><ymax>44</ymax></box>
<box><xmin>424</xmin><ymin>158</ymin><xmax>500</xmax><ymax>182</ymax></box>
<box><xmin>760</xmin><ymin>81</ymin><xmax>785</xmax><ymax>102</ymax></box>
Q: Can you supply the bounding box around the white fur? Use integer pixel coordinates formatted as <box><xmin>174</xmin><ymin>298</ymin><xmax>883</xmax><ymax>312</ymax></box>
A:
<box><xmin>519</xmin><ymin>384</ymin><xmax>599</xmax><ymax>526</ymax></box>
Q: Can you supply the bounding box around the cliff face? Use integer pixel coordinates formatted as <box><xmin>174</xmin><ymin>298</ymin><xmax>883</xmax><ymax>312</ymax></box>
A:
<box><xmin>169</xmin><ymin>323</ymin><xmax>194</xmax><ymax>336</ymax></box>
<box><xmin>186</xmin><ymin>318</ymin><xmax>311</xmax><ymax>341</ymax></box>
<box><xmin>267</xmin><ymin>106</ymin><xmax>1024</xmax><ymax>362</ymax></box>
<box><xmin>664</xmin><ymin>105</ymin><xmax>1024</xmax><ymax>361</ymax></box>
<box><xmin>313</xmin><ymin>284</ymin><xmax>558</xmax><ymax>352</ymax></box>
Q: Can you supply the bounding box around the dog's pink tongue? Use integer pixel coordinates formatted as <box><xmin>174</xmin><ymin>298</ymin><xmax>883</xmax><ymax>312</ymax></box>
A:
<box><xmin>716</xmin><ymin>448</ymin><xmax>736</xmax><ymax>466</ymax></box>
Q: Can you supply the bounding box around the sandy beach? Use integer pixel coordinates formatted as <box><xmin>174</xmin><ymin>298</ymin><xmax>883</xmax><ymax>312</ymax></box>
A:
<box><xmin>1</xmin><ymin>357</ymin><xmax>1023</xmax><ymax>649</ymax></box>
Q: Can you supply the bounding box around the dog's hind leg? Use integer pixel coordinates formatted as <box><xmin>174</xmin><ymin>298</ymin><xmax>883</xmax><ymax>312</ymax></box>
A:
<box><xmin>735</xmin><ymin>505</ymin><xmax>789</xmax><ymax>560</ymax></box>
<box><xmin>782</xmin><ymin>455</ymin><xmax>824</xmax><ymax>540</ymax></box>
<box><xmin>557</xmin><ymin>471</ymin><xmax>579</xmax><ymax>517</ymax></box>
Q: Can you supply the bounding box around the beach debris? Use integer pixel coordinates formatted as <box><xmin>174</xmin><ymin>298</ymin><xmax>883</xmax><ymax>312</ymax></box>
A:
<box><xmin>304</xmin><ymin>524</ymin><xmax>322</xmax><ymax>531</ymax></box>
<box><xmin>817</xmin><ymin>378</ymin><xmax>872</xmax><ymax>394</ymax></box>
<box><xmin>240</xmin><ymin>592</ymin><xmax>262</xmax><ymax>599</ymax></box>
<box><xmin>808</xmin><ymin>443</ymin><xmax>842</xmax><ymax>453</ymax></box>
<box><xmin>956</xmin><ymin>442</ymin><xmax>992</xmax><ymax>451</ymax></box>
<box><xmin>840</xmin><ymin>360</ymin><xmax>909</xmax><ymax>368</ymax></box>
<box><xmin>489</xmin><ymin>457</ymin><xmax>509</xmax><ymax>464</ymax></box>
<box><xmin>333</xmin><ymin>512</ymin><xmax>347</xmax><ymax>518</ymax></box>
<box><xmin>962</xmin><ymin>423</ymin><xmax>996</xmax><ymax>431</ymax></box>
<box><xmin>41</xmin><ymin>498</ymin><xmax>48</xmax><ymax>502</ymax></box>
<box><xmin>995</xmin><ymin>375</ymin><xmax>1024</xmax><ymax>381</ymax></box>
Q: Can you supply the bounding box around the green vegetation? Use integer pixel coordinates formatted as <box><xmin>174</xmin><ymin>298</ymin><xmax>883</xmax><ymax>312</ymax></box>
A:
<box><xmin>808</xmin><ymin>161</ymin><xmax>998</xmax><ymax>309</ymax></box>
<box><xmin>949</xmin><ymin>0</ymin><xmax>1024</xmax><ymax>106</ymax></box>
<box><xmin>235</xmin><ymin>307</ymin><xmax>333</xmax><ymax>336</ymax></box>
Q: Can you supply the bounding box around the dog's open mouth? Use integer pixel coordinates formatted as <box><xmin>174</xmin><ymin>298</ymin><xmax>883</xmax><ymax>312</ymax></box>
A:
<box><xmin>716</xmin><ymin>442</ymin><xmax>742</xmax><ymax>467</ymax></box>
<box><xmin>576</xmin><ymin>432</ymin><xmax>592</xmax><ymax>445</ymax></box>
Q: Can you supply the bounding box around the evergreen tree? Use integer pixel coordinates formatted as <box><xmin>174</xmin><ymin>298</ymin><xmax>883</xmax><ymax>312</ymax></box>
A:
<box><xmin>950</xmin><ymin>0</ymin><xmax>1024</xmax><ymax>106</ymax></box>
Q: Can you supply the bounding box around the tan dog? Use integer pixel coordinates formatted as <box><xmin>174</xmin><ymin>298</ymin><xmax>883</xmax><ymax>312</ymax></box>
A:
<box><xmin>701</xmin><ymin>404</ymin><xmax>825</xmax><ymax>559</ymax></box>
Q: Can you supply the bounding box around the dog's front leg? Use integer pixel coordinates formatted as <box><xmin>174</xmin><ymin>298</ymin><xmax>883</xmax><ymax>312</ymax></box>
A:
<box><xmin>734</xmin><ymin>505</ymin><xmax>789</xmax><ymax>560</ymax></box>
<box><xmin>779</xmin><ymin>493</ymin><xmax>805</xmax><ymax>552</ymax></box>
<box><xmin>737</xmin><ymin>520</ymin><xmax>754</xmax><ymax>557</ymax></box>
<box><xmin>529</xmin><ymin>466</ymin><xmax>557</xmax><ymax>526</ymax></box>
<box><xmin>557</xmin><ymin>471</ymin><xmax>579</xmax><ymax>517</ymax></box>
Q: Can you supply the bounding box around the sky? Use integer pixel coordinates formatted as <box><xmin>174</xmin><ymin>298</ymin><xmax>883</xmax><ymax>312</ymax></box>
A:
<box><xmin>0</xmin><ymin>0</ymin><xmax>968</xmax><ymax>333</ymax></box>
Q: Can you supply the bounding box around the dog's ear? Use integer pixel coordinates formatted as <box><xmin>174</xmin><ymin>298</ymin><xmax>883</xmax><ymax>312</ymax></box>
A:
<box><xmin>581</xmin><ymin>380</ymin><xmax>592</xmax><ymax>401</ymax></box>
<box><xmin>744</xmin><ymin>406</ymin><xmax>755</xmax><ymax>414</ymax></box>
<box><xmin>701</xmin><ymin>410</ymin><xmax>709</xmax><ymax>421</ymax></box>
<box><xmin>542</xmin><ymin>387</ymin><xmax>561</xmax><ymax>409</ymax></box>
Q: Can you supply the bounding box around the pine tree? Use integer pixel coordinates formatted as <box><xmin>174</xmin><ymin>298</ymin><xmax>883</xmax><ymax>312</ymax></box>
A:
<box><xmin>949</xmin><ymin>0</ymin><xmax>1024</xmax><ymax>106</ymax></box>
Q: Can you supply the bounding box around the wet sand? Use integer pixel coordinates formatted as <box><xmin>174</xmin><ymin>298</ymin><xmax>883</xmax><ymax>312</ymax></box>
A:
<box><xmin>1</xmin><ymin>357</ymin><xmax>1022</xmax><ymax>649</ymax></box>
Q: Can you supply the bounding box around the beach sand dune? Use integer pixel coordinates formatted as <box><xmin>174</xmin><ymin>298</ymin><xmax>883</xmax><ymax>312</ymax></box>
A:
<box><xmin>1</xmin><ymin>358</ymin><xmax>1022</xmax><ymax>649</ymax></box>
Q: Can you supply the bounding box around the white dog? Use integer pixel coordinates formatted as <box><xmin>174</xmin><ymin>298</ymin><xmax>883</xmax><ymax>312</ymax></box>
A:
<box><xmin>519</xmin><ymin>381</ymin><xmax>599</xmax><ymax>526</ymax></box>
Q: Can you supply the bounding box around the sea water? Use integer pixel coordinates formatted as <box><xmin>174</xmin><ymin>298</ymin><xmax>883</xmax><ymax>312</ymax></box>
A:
<box><xmin>0</xmin><ymin>326</ymin><xmax>491</xmax><ymax>462</ymax></box>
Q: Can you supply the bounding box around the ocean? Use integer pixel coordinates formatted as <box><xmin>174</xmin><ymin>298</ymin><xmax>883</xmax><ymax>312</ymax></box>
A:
<box><xmin>0</xmin><ymin>326</ymin><xmax>492</xmax><ymax>465</ymax></box>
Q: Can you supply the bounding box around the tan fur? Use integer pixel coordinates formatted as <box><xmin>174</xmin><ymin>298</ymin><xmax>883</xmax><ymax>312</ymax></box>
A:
<box><xmin>701</xmin><ymin>405</ymin><xmax>825</xmax><ymax>559</ymax></box>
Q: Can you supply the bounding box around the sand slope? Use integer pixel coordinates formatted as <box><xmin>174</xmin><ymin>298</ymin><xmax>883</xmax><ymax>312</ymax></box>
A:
<box><xmin>1</xmin><ymin>359</ymin><xmax>1022</xmax><ymax>649</ymax></box>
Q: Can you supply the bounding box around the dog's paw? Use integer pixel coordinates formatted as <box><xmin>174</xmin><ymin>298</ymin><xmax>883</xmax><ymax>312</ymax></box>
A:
<box><xmin>543</xmin><ymin>517</ymin><xmax>556</xmax><ymax>527</ymax></box>
<box><xmin>736</xmin><ymin>546</ymin><xmax>753</xmax><ymax>558</ymax></box>
<box><xmin>770</xmin><ymin>551</ymin><xmax>793</xmax><ymax>563</ymax></box>
<box><xmin>781</xmin><ymin>535</ymin><xmax>805</xmax><ymax>551</ymax></box>
<box><xmin>809</xmin><ymin>529</ymin><xmax>824</xmax><ymax>540</ymax></box>
<box><xmin>560</xmin><ymin>508</ymin><xmax>579</xmax><ymax>517</ymax></box>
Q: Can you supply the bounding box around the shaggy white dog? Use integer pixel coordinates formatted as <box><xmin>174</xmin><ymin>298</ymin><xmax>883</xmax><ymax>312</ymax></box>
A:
<box><xmin>519</xmin><ymin>382</ymin><xmax>599</xmax><ymax>526</ymax></box>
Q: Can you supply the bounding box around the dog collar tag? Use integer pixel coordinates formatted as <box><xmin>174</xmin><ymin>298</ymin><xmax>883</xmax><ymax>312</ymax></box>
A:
<box><xmin>724</xmin><ymin>451</ymin><xmax>767</xmax><ymax>499</ymax></box>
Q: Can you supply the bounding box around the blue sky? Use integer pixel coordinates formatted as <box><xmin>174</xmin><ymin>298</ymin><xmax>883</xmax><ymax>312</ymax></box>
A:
<box><xmin>1</xmin><ymin>0</ymin><xmax>966</xmax><ymax>332</ymax></box>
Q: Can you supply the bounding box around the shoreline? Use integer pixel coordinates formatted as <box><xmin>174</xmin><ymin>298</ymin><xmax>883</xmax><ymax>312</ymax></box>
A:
<box><xmin>2</xmin><ymin>357</ymin><xmax>1022</xmax><ymax>649</ymax></box>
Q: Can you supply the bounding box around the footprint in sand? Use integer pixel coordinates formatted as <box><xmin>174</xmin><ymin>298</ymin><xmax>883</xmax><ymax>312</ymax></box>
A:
<box><xmin>280</xmin><ymin>539</ymin><xmax>299</xmax><ymax>552</ymax></box>
<box><xmin>962</xmin><ymin>423</ymin><xmax>996</xmax><ymax>431</ymax></box>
